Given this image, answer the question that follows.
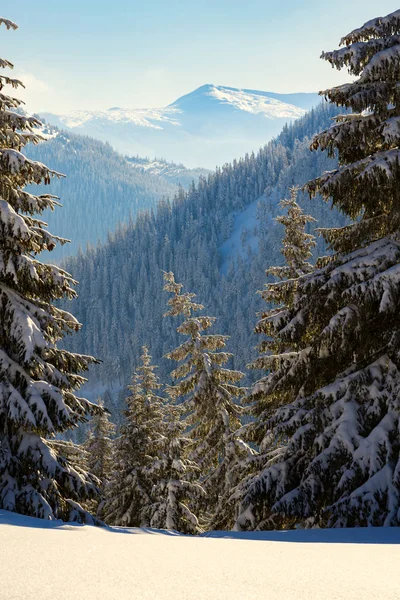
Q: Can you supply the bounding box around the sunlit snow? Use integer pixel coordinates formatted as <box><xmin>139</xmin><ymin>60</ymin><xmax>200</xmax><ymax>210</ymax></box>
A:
<box><xmin>1</xmin><ymin>510</ymin><xmax>399</xmax><ymax>600</ymax></box>
<box><xmin>58</xmin><ymin>106</ymin><xmax>182</xmax><ymax>130</ymax></box>
<box><xmin>208</xmin><ymin>85</ymin><xmax>306</xmax><ymax>119</ymax></box>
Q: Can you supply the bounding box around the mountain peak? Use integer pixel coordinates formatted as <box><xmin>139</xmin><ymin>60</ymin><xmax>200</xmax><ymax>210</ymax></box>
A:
<box><xmin>40</xmin><ymin>85</ymin><xmax>321</xmax><ymax>168</ymax></box>
<box><xmin>170</xmin><ymin>84</ymin><xmax>310</xmax><ymax>121</ymax></box>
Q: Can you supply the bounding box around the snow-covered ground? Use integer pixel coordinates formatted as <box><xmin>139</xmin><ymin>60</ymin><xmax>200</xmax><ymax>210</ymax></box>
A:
<box><xmin>1</xmin><ymin>510</ymin><xmax>399</xmax><ymax>599</ymax></box>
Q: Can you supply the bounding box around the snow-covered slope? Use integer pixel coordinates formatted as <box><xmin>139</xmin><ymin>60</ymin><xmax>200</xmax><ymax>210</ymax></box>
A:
<box><xmin>125</xmin><ymin>156</ymin><xmax>209</xmax><ymax>187</ymax></box>
<box><xmin>1</xmin><ymin>510</ymin><xmax>399</xmax><ymax>600</ymax></box>
<box><xmin>171</xmin><ymin>84</ymin><xmax>316</xmax><ymax>118</ymax></box>
<box><xmin>220</xmin><ymin>196</ymin><xmax>261</xmax><ymax>273</ymax></box>
<box><xmin>41</xmin><ymin>85</ymin><xmax>320</xmax><ymax>168</ymax></box>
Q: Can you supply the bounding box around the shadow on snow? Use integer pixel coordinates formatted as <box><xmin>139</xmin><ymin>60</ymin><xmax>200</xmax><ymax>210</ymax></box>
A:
<box><xmin>1</xmin><ymin>510</ymin><xmax>399</xmax><ymax>544</ymax></box>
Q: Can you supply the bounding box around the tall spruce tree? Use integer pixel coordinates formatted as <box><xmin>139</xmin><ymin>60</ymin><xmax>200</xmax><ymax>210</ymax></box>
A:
<box><xmin>267</xmin><ymin>186</ymin><xmax>316</xmax><ymax>281</ymax></box>
<box><xmin>252</xmin><ymin>187</ymin><xmax>316</xmax><ymax>373</ymax></box>
<box><xmin>149</xmin><ymin>401</ymin><xmax>204</xmax><ymax>534</ymax></box>
<box><xmin>235</xmin><ymin>190</ymin><xmax>316</xmax><ymax>529</ymax></box>
<box><xmin>0</xmin><ymin>18</ymin><xmax>101</xmax><ymax>522</ymax></box>
<box><xmin>85</xmin><ymin>400</ymin><xmax>115</xmax><ymax>513</ymax></box>
<box><xmin>163</xmin><ymin>272</ymin><xmax>250</xmax><ymax>530</ymax></box>
<box><xmin>236</xmin><ymin>9</ymin><xmax>400</xmax><ymax>530</ymax></box>
<box><xmin>103</xmin><ymin>347</ymin><xmax>164</xmax><ymax>526</ymax></box>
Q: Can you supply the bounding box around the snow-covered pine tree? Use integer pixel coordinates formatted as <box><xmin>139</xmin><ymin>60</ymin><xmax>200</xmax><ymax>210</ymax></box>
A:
<box><xmin>251</xmin><ymin>187</ymin><xmax>316</xmax><ymax>373</ymax></box>
<box><xmin>236</xmin><ymin>9</ymin><xmax>400</xmax><ymax>530</ymax></box>
<box><xmin>150</xmin><ymin>401</ymin><xmax>204</xmax><ymax>534</ymax></box>
<box><xmin>102</xmin><ymin>346</ymin><xmax>164</xmax><ymax>526</ymax></box>
<box><xmin>84</xmin><ymin>400</ymin><xmax>115</xmax><ymax>513</ymax></box>
<box><xmin>49</xmin><ymin>439</ymin><xmax>89</xmax><ymax>476</ymax></box>
<box><xmin>233</xmin><ymin>189</ymin><xmax>316</xmax><ymax>529</ymax></box>
<box><xmin>267</xmin><ymin>186</ymin><xmax>316</xmax><ymax>281</ymax></box>
<box><xmin>163</xmin><ymin>272</ymin><xmax>250</xmax><ymax>530</ymax></box>
<box><xmin>102</xmin><ymin>388</ymin><xmax>114</xmax><ymax>412</ymax></box>
<box><xmin>0</xmin><ymin>18</ymin><xmax>101</xmax><ymax>522</ymax></box>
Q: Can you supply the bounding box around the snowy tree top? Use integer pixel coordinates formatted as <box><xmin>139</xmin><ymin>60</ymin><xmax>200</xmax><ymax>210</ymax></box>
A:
<box><xmin>304</xmin><ymin>8</ymin><xmax>400</xmax><ymax>251</ymax></box>
<box><xmin>163</xmin><ymin>271</ymin><xmax>203</xmax><ymax>317</ymax></box>
<box><xmin>0</xmin><ymin>18</ymin><xmax>18</xmax><ymax>31</ymax></box>
<box><xmin>316</xmin><ymin>9</ymin><xmax>400</xmax><ymax>115</ymax></box>
<box><xmin>339</xmin><ymin>9</ymin><xmax>400</xmax><ymax>46</ymax></box>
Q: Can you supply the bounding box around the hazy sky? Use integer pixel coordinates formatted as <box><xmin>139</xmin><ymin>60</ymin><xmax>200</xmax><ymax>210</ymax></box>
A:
<box><xmin>4</xmin><ymin>1</ymin><xmax>400</xmax><ymax>113</ymax></box>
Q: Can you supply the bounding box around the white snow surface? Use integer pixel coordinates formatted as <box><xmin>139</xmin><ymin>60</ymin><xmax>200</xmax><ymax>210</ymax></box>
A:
<box><xmin>57</xmin><ymin>106</ymin><xmax>182</xmax><ymax>130</ymax></box>
<box><xmin>1</xmin><ymin>510</ymin><xmax>400</xmax><ymax>599</ymax></box>
<box><xmin>208</xmin><ymin>86</ymin><xmax>305</xmax><ymax>119</ymax></box>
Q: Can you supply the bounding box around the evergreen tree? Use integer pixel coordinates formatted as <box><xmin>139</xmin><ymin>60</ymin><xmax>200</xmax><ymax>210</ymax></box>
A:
<box><xmin>103</xmin><ymin>347</ymin><xmax>164</xmax><ymax>526</ymax></box>
<box><xmin>252</xmin><ymin>187</ymin><xmax>316</xmax><ymax>372</ymax></box>
<box><xmin>102</xmin><ymin>388</ymin><xmax>114</xmax><ymax>412</ymax></box>
<box><xmin>234</xmin><ymin>190</ymin><xmax>316</xmax><ymax>529</ymax></box>
<box><xmin>163</xmin><ymin>272</ymin><xmax>250</xmax><ymax>530</ymax></box>
<box><xmin>150</xmin><ymin>401</ymin><xmax>204</xmax><ymax>534</ymax></box>
<box><xmin>49</xmin><ymin>439</ymin><xmax>89</xmax><ymax>476</ymax></box>
<box><xmin>237</xmin><ymin>9</ymin><xmax>400</xmax><ymax>530</ymax></box>
<box><xmin>0</xmin><ymin>18</ymin><xmax>101</xmax><ymax>522</ymax></box>
<box><xmin>85</xmin><ymin>400</ymin><xmax>115</xmax><ymax>513</ymax></box>
<box><xmin>267</xmin><ymin>186</ymin><xmax>316</xmax><ymax>281</ymax></box>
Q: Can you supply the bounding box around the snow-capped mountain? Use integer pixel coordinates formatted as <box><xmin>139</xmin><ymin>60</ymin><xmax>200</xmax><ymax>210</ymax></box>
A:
<box><xmin>41</xmin><ymin>85</ymin><xmax>320</xmax><ymax>168</ymax></box>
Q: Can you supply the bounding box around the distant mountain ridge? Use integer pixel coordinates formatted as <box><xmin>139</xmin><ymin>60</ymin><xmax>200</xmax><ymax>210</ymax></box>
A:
<box><xmin>125</xmin><ymin>156</ymin><xmax>210</xmax><ymax>187</ymax></box>
<box><xmin>170</xmin><ymin>85</ymin><xmax>319</xmax><ymax>113</ymax></box>
<box><xmin>41</xmin><ymin>84</ymin><xmax>321</xmax><ymax>168</ymax></box>
<box><xmin>25</xmin><ymin>130</ymin><xmax>180</xmax><ymax>262</ymax></box>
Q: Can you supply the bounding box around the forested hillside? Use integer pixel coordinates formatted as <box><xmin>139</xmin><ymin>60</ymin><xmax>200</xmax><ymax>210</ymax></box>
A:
<box><xmin>25</xmin><ymin>132</ymin><xmax>179</xmax><ymax>261</ymax></box>
<box><xmin>62</xmin><ymin>100</ymin><xmax>345</xmax><ymax>401</ymax></box>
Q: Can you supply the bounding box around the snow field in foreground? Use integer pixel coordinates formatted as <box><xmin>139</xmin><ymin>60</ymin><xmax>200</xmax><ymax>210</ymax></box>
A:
<box><xmin>1</xmin><ymin>511</ymin><xmax>400</xmax><ymax>600</ymax></box>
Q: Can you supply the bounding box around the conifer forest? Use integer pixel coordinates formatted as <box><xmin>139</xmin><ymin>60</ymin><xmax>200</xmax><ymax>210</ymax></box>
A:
<box><xmin>2</xmin><ymin>5</ymin><xmax>400</xmax><ymax>566</ymax></box>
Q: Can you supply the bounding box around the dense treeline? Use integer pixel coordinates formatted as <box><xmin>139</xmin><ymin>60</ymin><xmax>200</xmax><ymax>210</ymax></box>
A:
<box><xmin>62</xmin><ymin>100</ymin><xmax>345</xmax><ymax>401</ymax></box>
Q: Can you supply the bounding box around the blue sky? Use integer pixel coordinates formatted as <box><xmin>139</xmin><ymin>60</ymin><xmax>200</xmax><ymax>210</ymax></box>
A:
<box><xmin>4</xmin><ymin>0</ymin><xmax>400</xmax><ymax>112</ymax></box>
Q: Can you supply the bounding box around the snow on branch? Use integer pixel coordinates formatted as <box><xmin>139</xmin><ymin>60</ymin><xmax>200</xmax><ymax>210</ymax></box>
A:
<box><xmin>339</xmin><ymin>9</ymin><xmax>400</xmax><ymax>45</ymax></box>
<box><xmin>307</xmin><ymin>148</ymin><xmax>400</xmax><ymax>199</ymax></box>
<box><xmin>0</xmin><ymin>18</ymin><xmax>17</xmax><ymax>30</ymax></box>
<box><xmin>311</xmin><ymin>113</ymin><xmax>400</xmax><ymax>158</ymax></box>
<box><xmin>0</xmin><ymin>91</ymin><xmax>24</xmax><ymax>108</ymax></box>
<box><xmin>0</xmin><ymin>75</ymin><xmax>24</xmax><ymax>89</ymax></box>
<box><xmin>0</xmin><ymin>110</ymin><xmax>42</xmax><ymax>130</ymax></box>
<box><xmin>322</xmin><ymin>36</ymin><xmax>400</xmax><ymax>75</ymax></box>
<box><xmin>358</xmin><ymin>44</ymin><xmax>400</xmax><ymax>84</ymax></box>
<box><xmin>0</xmin><ymin>149</ymin><xmax>63</xmax><ymax>182</ymax></box>
<box><xmin>0</xmin><ymin>58</ymin><xmax>14</xmax><ymax>70</ymax></box>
